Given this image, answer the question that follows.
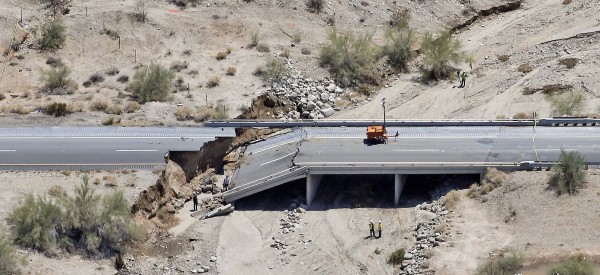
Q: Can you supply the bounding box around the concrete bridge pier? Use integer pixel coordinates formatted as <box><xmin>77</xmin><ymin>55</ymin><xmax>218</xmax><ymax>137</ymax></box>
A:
<box><xmin>306</xmin><ymin>174</ymin><xmax>322</xmax><ymax>208</ymax></box>
<box><xmin>395</xmin><ymin>174</ymin><xmax>406</xmax><ymax>206</ymax></box>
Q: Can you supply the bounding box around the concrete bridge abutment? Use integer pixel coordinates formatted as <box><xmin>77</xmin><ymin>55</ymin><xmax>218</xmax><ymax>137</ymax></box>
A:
<box><xmin>306</xmin><ymin>174</ymin><xmax>322</xmax><ymax>208</ymax></box>
<box><xmin>395</xmin><ymin>174</ymin><xmax>406</xmax><ymax>206</ymax></box>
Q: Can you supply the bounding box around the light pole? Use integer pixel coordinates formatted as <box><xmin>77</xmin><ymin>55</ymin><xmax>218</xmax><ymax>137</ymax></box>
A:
<box><xmin>381</xmin><ymin>97</ymin><xmax>386</xmax><ymax>131</ymax></box>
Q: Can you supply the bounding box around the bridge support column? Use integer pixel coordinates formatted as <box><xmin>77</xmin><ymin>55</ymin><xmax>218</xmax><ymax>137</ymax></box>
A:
<box><xmin>395</xmin><ymin>174</ymin><xmax>406</xmax><ymax>206</ymax></box>
<box><xmin>307</xmin><ymin>174</ymin><xmax>322</xmax><ymax>208</ymax></box>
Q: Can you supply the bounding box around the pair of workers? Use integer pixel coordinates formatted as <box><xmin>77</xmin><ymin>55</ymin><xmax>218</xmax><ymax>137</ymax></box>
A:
<box><xmin>368</xmin><ymin>220</ymin><xmax>383</xmax><ymax>239</ymax></box>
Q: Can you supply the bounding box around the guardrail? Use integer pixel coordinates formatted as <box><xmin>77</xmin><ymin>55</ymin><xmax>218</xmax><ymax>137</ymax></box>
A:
<box><xmin>0</xmin><ymin>163</ymin><xmax>164</xmax><ymax>171</ymax></box>
<box><xmin>206</xmin><ymin>118</ymin><xmax>600</xmax><ymax>128</ymax></box>
<box><xmin>224</xmin><ymin>167</ymin><xmax>309</xmax><ymax>201</ymax></box>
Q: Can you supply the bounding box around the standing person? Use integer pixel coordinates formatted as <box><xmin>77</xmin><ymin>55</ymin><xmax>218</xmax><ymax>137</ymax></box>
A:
<box><xmin>369</xmin><ymin>220</ymin><xmax>375</xmax><ymax>238</ymax></box>
<box><xmin>223</xmin><ymin>176</ymin><xmax>230</xmax><ymax>191</ymax></box>
<box><xmin>377</xmin><ymin>221</ymin><xmax>383</xmax><ymax>238</ymax></box>
<box><xmin>459</xmin><ymin>71</ymin><xmax>467</xmax><ymax>88</ymax></box>
<box><xmin>394</xmin><ymin>131</ymin><xmax>399</xmax><ymax>141</ymax></box>
<box><xmin>192</xmin><ymin>192</ymin><xmax>198</xmax><ymax>211</ymax></box>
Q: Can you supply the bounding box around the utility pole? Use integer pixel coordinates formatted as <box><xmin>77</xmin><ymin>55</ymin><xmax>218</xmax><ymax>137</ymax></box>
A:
<box><xmin>381</xmin><ymin>97</ymin><xmax>387</xmax><ymax>143</ymax></box>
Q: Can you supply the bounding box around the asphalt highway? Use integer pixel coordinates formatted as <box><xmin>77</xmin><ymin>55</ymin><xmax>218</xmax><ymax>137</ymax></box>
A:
<box><xmin>232</xmin><ymin>126</ymin><xmax>600</xmax><ymax>188</ymax></box>
<box><xmin>0</xmin><ymin>127</ymin><xmax>235</xmax><ymax>169</ymax></box>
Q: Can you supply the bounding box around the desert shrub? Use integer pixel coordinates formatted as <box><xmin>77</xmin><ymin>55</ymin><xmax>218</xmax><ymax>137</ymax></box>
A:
<box><xmin>517</xmin><ymin>63</ymin><xmax>533</xmax><ymax>73</ymax></box>
<box><xmin>549</xmin><ymin>149</ymin><xmax>586</xmax><ymax>195</ymax></box>
<box><xmin>40</xmin><ymin>65</ymin><xmax>70</xmax><ymax>90</ymax></box>
<box><xmin>124</xmin><ymin>101</ymin><xmax>140</xmax><ymax>113</ymax></box>
<box><xmin>475</xmin><ymin>250</ymin><xmax>523</xmax><ymax>275</ymax></box>
<box><xmin>174</xmin><ymin>106</ymin><xmax>194</xmax><ymax>121</ymax></box>
<box><xmin>105</xmin><ymin>67</ymin><xmax>120</xmax><ymax>76</ymax></box>
<box><xmin>102</xmin><ymin>116</ymin><xmax>121</xmax><ymax>125</ymax></box>
<box><xmin>130</xmin><ymin>64</ymin><xmax>174</xmax><ymax>103</ymax></box>
<box><xmin>226</xmin><ymin>67</ymin><xmax>237</xmax><ymax>76</ymax></box>
<box><xmin>387</xmin><ymin>248</ymin><xmax>405</xmax><ymax>265</ymax></box>
<box><xmin>90</xmin><ymin>99</ymin><xmax>108</xmax><ymax>111</ymax></box>
<box><xmin>88</xmin><ymin>73</ymin><xmax>105</xmax><ymax>84</ymax></box>
<box><xmin>46</xmin><ymin>56</ymin><xmax>63</xmax><ymax>67</ymax></box>
<box><xmin>483</xmin><ymin>167</ymin><xmax>505</xmax><ymax>188</ymax></box>
<box><xmin>480</xmin><ymin>182</ymin><xmax>493</xmax><ymax>195</ymax></box>
<box><xmin>133</xmin><ymin>0</ymin><xmax>148</xmax><ymax>22</ymax></box>
<box><xmin>194</xmin><ymin>102</ymin><xmax>228</xmax><ymax>122</ymax></box>
<box><xmin>206</xmin><ymin>76</ymin><xmax>220</xmax><ymax>88</ymax></box>
<box><xmin>103</xmin><ymin>175</ymin><xmax>118</xmax><ymax>187</ymax></box>
<box><xmin>497</xmin><ymin>54</ymin><xmax>509</xmax><ymax>62</ymax></box>
<box><xmin>256</xmin><ymin>43</ymin><xmax>270</xmax><ymax>53</ymax></box>
<box><xmin>170</xmin><ymin>61</ymin><xmax>189</xmax><ymax>72</ymax></box>
<box><xmin>0</xmin><ymin>93</ymin><xmax>5</xmax><ymax>101</ymax></box>
<box><xmin>513</xmin><ymin>112</ymin><xmax>530</xmax><ymax>119</ymax></box>
<box><xmin>306</xmin><ymin>0</ymin><xmax>323</xmax><ymax>13</ymax></box>
<box><xmin>559</xmin><ymin>58</ymin><xmax>578</xmax><ymax>69</ymax></box>
<box><xmin>420</xmin><ymin>31</ymin><xmax>471</xmax><ymax>81</ymax></box>
<box><xmin>546</xmin><ymin>90</ymin><xmax>585</xmax><ymax>116</ymax></box>
<box><xmin>249</xmin><ymin>30</ymin><xmax>259</xmax><ymax>48</ymax></box>
<box><xmin>523</xmin><ymin>84</ymin><xmax>573</xmax><ymax>96</ymax></box>
<box><xmin>8</xmin><ymin>194</ymin><xmax>63</xmax><ymax>251</ymax></box>
<box><xmin>319</xmin><ymin>30</ymin><xmax>379</xmax><ymax>86</ymax></box>
<box><xmin>216</xmin><ymin>52</ymin><xmax>227</xmax><ymax>60</ymax></box>
<box><xmin>105</xmin><ymin>104</ymin><xmax>124</xmax><ymax>115</ymax></box>
<box><xmin>562</xmin><ymin>0</ymin><xmax>572</xmax><ymax>4</ymax></box>
<box><xmin>301</xmin><ymin>47</ymin><xmax>311</xmax><ymax>55</ymax></box>
<box><xmin>442</xmin><ymin>190</ymin><xmax>460</xmax><ymax>210</ymax></box>
<box><xmin>45</xmin><ymin>102</ymin><xmax>70</xmax><ymax>117</ymax></box>
<box><xmin>117</xmin><ymin>75</ymin><xmax>129</xmax><ymax>83</ymax></box>
<box><xmin>0</xmin><ymin>232</ymin><xmax>22</xmax><ymax>275</ymax></box>
<box><xmin>39</xmin><ymin>18</ymin><xmax>66</xmax><ymax>51</ymax></box>
<box><xmin>292</xmin><ymin>33</ymin><xmax>302</xmax><ymax>44</ymax></box>
<box><xmin>389</xmin><ymin>7</ymin><xmax>410</xmax><ymax>29</ymax></box>
<box><xmin>382</xmin><ymin>26</ymin><xmax>416</xmax><ymax>72</ymax></box>
<box><xmin>261</xmin><ymin>58</ymin><xmax>289</xmax><ymax>83</ymax></box>
<box><xmin>280</xmin><ymin>48</ymin><xmax>290</xmax><ymax>58</ymax></box>
<box><xmin>548</xmin><ymin>253</ymin><xmax>594</xmax><ymax>275</ymax></box>
<box><xmin>65</xmin><ymin>101</ymin><xmax>84</xmax><ymax>113</ymax></box>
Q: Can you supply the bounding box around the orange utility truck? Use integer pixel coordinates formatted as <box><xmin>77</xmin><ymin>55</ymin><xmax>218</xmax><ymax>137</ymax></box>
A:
<box><xmin>366</xmin><ymin>125</ymin><xmax>387</xmax><ymax>144</ymax></box>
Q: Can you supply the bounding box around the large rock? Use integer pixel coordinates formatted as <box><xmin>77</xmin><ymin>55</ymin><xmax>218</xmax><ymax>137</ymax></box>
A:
<box><xmin>307</xmin><ymin>94</ymin><xmax>317</xmax><ymax>102</ymax></box>
<box><xmin>320</xmin><ymin>92</ymin><xmax>329</xmax><ymax>101</ymax></box>
<box><xmin>306</xmin><ymin>101</ymin><xmax>317</xmax><ymax>111</ymax></box>
<box><xmin>321</xmin><ymin>107</ymin><xmax>335</xmax><ymax>117</ymax></box>
<box><xmin>326</xmin><ymin>83</ymin><xmax>336</xmax><ymax>92</ymax></box>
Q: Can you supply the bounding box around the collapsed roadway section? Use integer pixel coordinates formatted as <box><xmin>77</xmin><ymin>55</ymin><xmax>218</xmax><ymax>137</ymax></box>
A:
<box><xmin>224</xmin><ymin>126</ymin><xmax>600</xmax><ymax>207</ymax></box>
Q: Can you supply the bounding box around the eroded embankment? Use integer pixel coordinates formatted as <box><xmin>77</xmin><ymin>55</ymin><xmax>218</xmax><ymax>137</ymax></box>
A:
<box><xmin>451</xmin><ymin>0</ymin><xmax>524</xmax><ymax>33</ymax></box>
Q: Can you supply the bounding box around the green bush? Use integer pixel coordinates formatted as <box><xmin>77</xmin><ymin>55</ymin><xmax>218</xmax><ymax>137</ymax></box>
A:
<box><xmin>548</xmin><ymin>254</ymin><xmax>594</xmax><ymax>275</ymax></box>
<box><xmin>45</xmin><ymin>102</ymin><xmax>70</xmax><ymax>117</ymax></box>
<box><xmin>40</xmin><ymin>65</ymin><xmax>71</xmax><ymax>90</ymax></box>
<box><xmin>420</xmin><ymin>30</ymin><xmax>470</xmax><ymax>81</ymax></box>
<box><xmin>260</xmin><ymin>58</ymin><xmax>289</xmax><ymax>83</ymax></box>
<box><xmin>476</xmin><ymin>251</ymin><xmax>524</xmax><ymax>275</ymax></box>
<box><xmin>546</xmin><ymin>91</ymin><xmax>585</xmax><ymax>116</ymax></box>
<box><xmin>8</xmin><ymin>194</ymin><xmax>63</xmax><ymax>251</ymax></box>
<box><xmin>382</xmin><ymin>26</ymin><xmax>416</xmax><ymax>72</ymax></box>
<box><xmin>389</xmin><ymin>7</ymin><xmax>410</xmax><ymax>29</ymax></box>
<box><xmin>549</xmin><ymin>149</ymin><xmax>587</xmax><ymax>195</ymax></box>
<box><xmin>319</xmin><ymin>30</ymin><xmax>379</xmax><ymax>86</ymax></box>
<box><xmin>39</xmin><ymin>18</ymin><xmax>66</xmax><ymax>51</ymax></box>
<box><xmin>387</xmin><ymin>248</ymin><xmax>405</xmax><ymax>265</ymax></box>
<box><xmin>130</xmin><ymin>63</ymin><xmax>174</xmax><ymax>104</ymax></box>
<box><xmin>8</xmin><ymin>175</ymin><xmax>140</xmax><ymax>257</ymax></box>
<box><xmin>0</xmin><ymin>231</ymin><xmax>23</xmax><ymax>275</ymax></box>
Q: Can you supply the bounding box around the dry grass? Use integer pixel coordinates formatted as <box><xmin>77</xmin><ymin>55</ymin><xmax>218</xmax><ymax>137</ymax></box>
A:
<box><xmin>226</xmin><ymin>67</ymin><xmax>237</xmax><ymax>76</ymax></box>
<box><xmin>48</xmin><ymin>185</ymin><xmax>66</xmax><ymax>197</ymax></box>
<box><xmin>124</xmin><ymin>101</ymin><xmax>141</xmax><ymax>113</ymax></box>
<box><xmin>483</xmin><ymin>167</ymin><xmax>506</xmax><ymax>188</ymax></box>
<box><xmin>206</xmin><ymin>76</ymin><xmax>220</xmax><ymax>88</ymax></box>
<box><xmin>467</xmin><ymin>183</ymin><xmax>480</xmax><ymax>199</ymax></box>
<box><xmin>497</xmin><ymin>54</ymin><xmax>509</xmax><ymax>62</ymax></box>
<box><xmin>517</xmin><ymin>63</ymin><xmax>533</xmax><ymax>73</ymax></box>
<box><xmin>170</xmin><ymin>61</ymin><xmax>189</xmax><ymax>72</ymax></box>
<box><xmin>562</xmin><ymin>0</ymin><xmax>572</xmax><ymax>4</ymax></box>
<box><xmin>60</xmin><ymin>170</ymin><xmax>71</xmax><ymax>176</ymax></box>
<box><xmin>105</xmin><ymin>104</ymin><xmax>123</xmax><ymax>115</ymax></box>
<box><xmin>92</xmin><ymin>177</ymin><xmax>101</xmax><ymax>185</ymax></box>
<box><xmin>102</xmin><ymin>116</ymin><xmax>121</xmax><ymax>126</ymax></box>
<box><xmin>512</xmin><ymin>112</ymin><xmax>530</xmax><ymax>119</ymax></box>
<box><xmin>215</xmin><ymin>51</ymin><xmax>228</xmax><ymax>60</ymax></box>
<box><xmin>559</xmin><ymin>58</ymin><xmax>578</xmax><ymax>69</ymax></box>
<box><xmin>3</xmin><ymin>103</ymin><xmax>31</xmax><ymax>114</ymax></box>
<box><xmin>443</xmin><ymin>190</ymin><xmax>461</xmax><ymax>210</ymax></box>
<box><xmin>103</xmin><ymin>175</ymin><xmax>118</xmax><ymax>187</ymax></box>
<box><xmin>67</xmin><ymin>101</ymin><xmax>85</xmax><ymax>113</ymax></box>
<box><xmin>256</xmin><ymin>43</ymin><xmax>270</xmax><ymax>53</ymax></box>
<box><xmin>90</xmin><ymin>99</ymin><xmax>108</xmax><ymax>111</ymax></box>
<box><xmin>280</xmin><ymin>48</ymin><xmax>290</xmax><ymax>58</ymax></box>
<box><xmin>480</xmin><ymin>182</ymin><xmax>493</xmax><ymax>195</ymax></box>
<box><xmin>174</xmin><ymin>106</ymin><xmax>194</xmax><ymax>121</ymax></box>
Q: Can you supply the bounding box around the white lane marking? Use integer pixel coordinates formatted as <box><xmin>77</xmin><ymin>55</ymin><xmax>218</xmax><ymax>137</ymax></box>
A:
<box><xmin>0</xmin><ymin>150</ymin><xmax>16</xmax><ymax>152</ymax></box>
<box><xmin>250</xmin><ymin>138</ymin><xmax>301</xmax><ymax>154</ymax></box>
<box><xmin>392</xmin><ymin>149</ymin><xmax>444</xmax><ymax>152</ymax></box>
<box><xmin>116</xmin><ymin>149</ymin><xmax>158</xmax><ymax>152</ymax></box>
<box><xmin>260</xmin><ymin>151</ymin><xmax>296</xmax><ymax>166</ymax></box>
